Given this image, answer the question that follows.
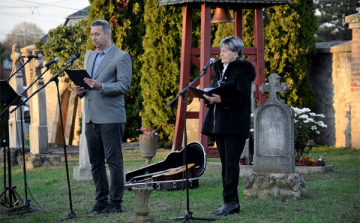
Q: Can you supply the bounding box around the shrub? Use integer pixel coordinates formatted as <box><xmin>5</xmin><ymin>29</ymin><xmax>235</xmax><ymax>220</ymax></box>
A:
<box><xmin>292</xmin><ymin>106</ymin><xmax>327</xmax><ymax>159</ymax></box>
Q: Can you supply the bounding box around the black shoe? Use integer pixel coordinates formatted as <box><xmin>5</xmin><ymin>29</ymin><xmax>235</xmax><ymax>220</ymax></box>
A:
<box><xmin>211</xmin><ymin>204</ymin><xmax>225</xmax><ymax>214</ymax></box>
<box><xmin>99</xmin><ymin>203</ymin><xmax>122</xmax><ymax>214</ymax></box>
<box><xmin>215</xmin><ymin>203</ymin><xmax>240</xmax><ymax>216</ymax></box>
<box><xmin>88</xmin><ymin>202</ymin><xmax>108</xmax><ymax>213</ymax></box>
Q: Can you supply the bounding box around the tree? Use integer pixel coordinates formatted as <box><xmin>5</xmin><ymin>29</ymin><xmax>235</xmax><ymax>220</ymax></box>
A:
<box><xmin>212</xmin><ymin>9</ymin><xmax>254</xmax><ymax>47</ymax></box>
<box><xmin>314</xmin><ymin>0</ymin><xmax>360</xmax><ymax>42</ymax></box>
<box><xmin>140</xmin><ymin>0</ymin><xmax>183</xmax><ymax>142</ymax></box>
<box><xmin>87</xmin><ymin>0</ymin><xmax>146</xmax><ymax>140</ymax></box>
<box><xmin>35</xmin><ymin>19</ymin><xmax>89</xmax><ymax>75</ymax></box>
<box><xmin>264</xmin><ymin>0</ymin><xmax>318</xmax><ymax>109</ymax></box>
<box><xmin>3</xmin><ymin>22</ymin><xmax>44</xmax><ymax>50</ymax></box>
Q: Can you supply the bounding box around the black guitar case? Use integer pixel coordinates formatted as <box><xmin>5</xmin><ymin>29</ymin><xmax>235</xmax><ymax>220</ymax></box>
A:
<box><xmin>125</xmin><ymin>141</ymin><xmax>206</xmax><ymax>191</ymax></box>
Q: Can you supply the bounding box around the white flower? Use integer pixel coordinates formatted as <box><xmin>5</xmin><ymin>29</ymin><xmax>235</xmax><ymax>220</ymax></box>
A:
<box><xmin>250</xmin><ymin>128</ymin><xmax>254</xmax><ymax>133</ymax></box>
<box><xmin>299</xmin><ymin>114</ymin><xmax>308</xmax><ymax>119</ymax></box>
<box><xmin>304</xmin><ymin>120</ymin><xmax>310</xmax><ymax>123</ymax></box>
<box><xmin>251</xmin><ymin>113</ymin><xmax>254</xmax><ymax>117</ymax></box>
<box><xmin>307</xmin><ymin>118</ymin><xmax>315</xmax><ymax>123</ymax></box>
<box><xmin>316</xmin><ymin>131</ymin><xmax>320</xmax><ymax>134</ymax></box>
<box><xmin>302</xmin><ymin>108</ymin><xmax>311</xmax><ymax>112</ymax></box>
<box><xmin>311</xmin><ymin>125</ymin><xmax>317</xmax><ymax>130</ymax></box>
<box><xmin>294</xmin><ymin>120</ymin><xmax>298</xmax><ymax>123</ymax></box>
<box><xmin>309</xmin><ymin>112</ymin><xmax>316</xmax><ymax>116</ymax></box>
<box><xmin>317</xmin><ymin>121</ymin><xmax>326</xmax><ymax>126</ymax></box>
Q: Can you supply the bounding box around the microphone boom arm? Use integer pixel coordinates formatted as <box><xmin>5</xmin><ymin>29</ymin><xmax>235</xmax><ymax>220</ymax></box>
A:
<box><xmin>0</xmin><ymin>66</ymin><xmax>51</xmax><ymax>117</ymax></box>
<box><xmin>6</xmin><ymin>58</ymin><xmax>33</xmax><ymax>82</ymax></box>
<box><xmin>164</xmin><ymin>68</ymin><xmax>208</xmax><ymax>110</ymax></box>
<box><xmin>10</xmin><ymin>62</ymin><xmax>74</xmax><ymax>114</ymax></box>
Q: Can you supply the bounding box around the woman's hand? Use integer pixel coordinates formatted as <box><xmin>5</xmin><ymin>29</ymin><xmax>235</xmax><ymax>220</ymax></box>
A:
<box><xmin>203</xmin><ymin>94</ymin><xmax>221</xmax><ymax>104</ymax></box>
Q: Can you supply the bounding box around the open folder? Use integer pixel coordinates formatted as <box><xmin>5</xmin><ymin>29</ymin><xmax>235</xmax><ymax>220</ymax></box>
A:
<box><xmin>189</xmin><ymin>84</ymin><xmax>241</xmax><ymax>100</ymax></box>
<box><xmin>65</xmin><ymin>69</ymin><xmax>91</xmax><ymax>90</ymax></box>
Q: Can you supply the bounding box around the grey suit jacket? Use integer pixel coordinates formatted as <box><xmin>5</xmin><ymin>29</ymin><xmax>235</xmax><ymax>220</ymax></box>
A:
<box><xmin>83</xmin><ymin>45</ymin><xmax>132</xmax><ymax>124</ymax></box>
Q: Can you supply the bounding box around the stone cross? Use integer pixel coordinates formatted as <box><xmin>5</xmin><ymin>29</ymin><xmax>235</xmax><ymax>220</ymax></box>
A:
<box><xmin>29</xmin><ymin>49</ymin><xmax>49</xmax><ymax>154</ymax></box>
<box><xmin>241</xmin><ymin>83</ymin><xmax>257</xmax><ymax>165</ymax></box>
<box><xmin>73</xmin><ymin>50</ymin><xmax>92</xmax><ymax>181</ymax></box>
<box><xmin>8</xmin><ymin>44</ymin><xmax>24</xmax><ymax>148</ymax></box>
<box><xmin>259</xmin><ymin>73</ymin><xmax>289</xmax><ymax>104</ymax></box>
<box><xmin>253</xmin><ymin>73</ymin><xmax>294</xmax><ymax>174</ymax></box>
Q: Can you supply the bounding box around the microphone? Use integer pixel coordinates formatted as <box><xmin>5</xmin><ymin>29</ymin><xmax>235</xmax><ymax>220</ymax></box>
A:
<box><xmin>203</xmin><ymin>58</ymin><xmax>216</xmax><ymax>70</ymax></box>
<box><xmin>43</xmin><ymin>57</ymin><xmax>60</xmax><ymax>67</ymax></box>
<box><xmin>63</xmin><ymin>53</ymin><xmax>81</xmax><ymax>66</ymax></box>
<box><xmin>22</xmin><ymin>54</ymin><xmax>43</xmax><ymax>59</ymax></box>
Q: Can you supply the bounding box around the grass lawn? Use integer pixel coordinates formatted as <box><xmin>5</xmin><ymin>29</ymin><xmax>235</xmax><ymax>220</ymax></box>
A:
<box><xmin>0</xmin><ymin>146</ymin><xmax>359</xmax><ymax>223</ymax></box>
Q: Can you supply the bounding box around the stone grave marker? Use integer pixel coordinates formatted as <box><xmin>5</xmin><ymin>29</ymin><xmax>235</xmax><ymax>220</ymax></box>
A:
<box><xmin>243</xmin><ymin>73</ymin><xmax>306</xmax><ymax>199</ymax></box>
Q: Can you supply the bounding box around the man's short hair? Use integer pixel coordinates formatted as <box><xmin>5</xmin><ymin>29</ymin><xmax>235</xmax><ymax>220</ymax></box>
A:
<box><xmin>91</xmin><ymin>20</ymin><xmax>111</xmax><ymax>34</ymax></box>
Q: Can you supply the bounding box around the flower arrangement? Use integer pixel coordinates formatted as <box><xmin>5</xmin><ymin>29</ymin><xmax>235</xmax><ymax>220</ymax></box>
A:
<box><xmin>292</xmin><ymin>107</ymin><xmax>327</xmax><ymax>159</ymax></box>
<box><xmin>295</xmin><ymin>156</ymin><xmax>326</xmax><ymax>167</ymax></box>
<box><xmin>296</xmin><ymin>157</ymin><xmax>316</xmax><ymax>166</ymax></box>
<box><xmin>138</xmin><ymin>126</ymin><xmax>156</xmax><ymax>137</ymax></box>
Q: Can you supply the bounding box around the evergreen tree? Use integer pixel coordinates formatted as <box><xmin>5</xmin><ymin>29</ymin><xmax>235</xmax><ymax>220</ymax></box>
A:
<box><xmin>35</xmin><ymin>19</ymin><xmax>88</xmax><ymax>75</ymax></box>
<box><xmin>140</xmin><ymin>0</ymin><xmax>183</xmax><ymax>142</ymax></box>
<box><xmin>264</xmin><ymin>0</ymin><xmax>318</xmax><ymax>109</ymax></box>
<box><xmin>212</xmin><ymin>22</ymin><xmax>233</xmax><ymax>47</ymax></box>
<box><xmin>87</xmin><ymin>0</ymin><xmax>146</xmax><ymax>140</ymax></box>
<box><xmin>315</xmin><ymin>0</ymin><xmax>360</xmax><ymax>42</ymax></box>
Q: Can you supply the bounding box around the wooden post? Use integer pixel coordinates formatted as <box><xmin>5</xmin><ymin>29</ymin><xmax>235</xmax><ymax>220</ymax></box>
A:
<box><xmin>172</xmin><ymin>5</ymin><xmax>193</xmax><ymax>151</ymax></box>
<box><xmin>253</xmin><ymin>7</ymin><xmax>267</xmax><ymax>105</ymax></box>
<box><xmin>198</xmin><ymin>3</ymin><xmax>212</xmax><ymax>153</ymax></box>
<box><xmin>234</xmin><ymin>7</ymin><xmax>243</xmax><ymax>39</ymax></box>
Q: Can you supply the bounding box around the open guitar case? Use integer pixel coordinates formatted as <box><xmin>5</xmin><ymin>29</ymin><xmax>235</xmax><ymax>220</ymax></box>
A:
<box><xmin>125</xmin><ymin>141</ymin><xmax>206</xmax><ymax>191</ymax></box>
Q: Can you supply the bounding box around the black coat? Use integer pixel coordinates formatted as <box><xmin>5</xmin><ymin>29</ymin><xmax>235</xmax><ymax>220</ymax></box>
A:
<box><xmin>201</xmin><ymin>59</ymin><xmax>256</xmax><ymax>137</ymax></box>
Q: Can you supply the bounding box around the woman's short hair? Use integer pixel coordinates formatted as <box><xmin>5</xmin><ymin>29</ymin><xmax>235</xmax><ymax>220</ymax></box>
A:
<box><xmin>91</xmin><ymin>20</ymin><xmax>111</xmax><ymax>34</ymax></box>
<box><xmin>219</xmin><ymin>36</ymin><xmax>244</xmax><ymax>59</ymax></box>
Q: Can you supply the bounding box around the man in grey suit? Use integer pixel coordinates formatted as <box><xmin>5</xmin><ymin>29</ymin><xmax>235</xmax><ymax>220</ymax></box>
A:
<box><xmin>74</xmin><ymin>19</ymin><xmax>132</xmax><ymax>214</ymax></box>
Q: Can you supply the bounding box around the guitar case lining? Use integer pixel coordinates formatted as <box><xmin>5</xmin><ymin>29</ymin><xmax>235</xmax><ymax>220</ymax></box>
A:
<box><xmin>125</xmin><ymin>141</ymin><xmax>206</xmax><ymax>191</ymax></box>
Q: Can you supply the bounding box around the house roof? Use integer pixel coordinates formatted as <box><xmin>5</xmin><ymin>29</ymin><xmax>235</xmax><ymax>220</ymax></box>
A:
<box><xmin>157</xmin><ymin>0</ymin><xmax>291</xmax><ymax>7</ymax></box>
<box><xmin>66</xmin><ymin>6</ymin><xmax>89</xmax><ymax>19</ymax></box>
<box><xmin>64</xmin><ymin>6</ymin><xmax>89</xmax><ymax>26</ymax></box>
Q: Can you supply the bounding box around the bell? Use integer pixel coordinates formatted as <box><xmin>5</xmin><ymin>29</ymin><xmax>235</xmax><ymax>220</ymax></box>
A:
<box><xmin>211</xmin><ymin>7</ymin><xmax>234</xmax><ymax>24</ymax></box>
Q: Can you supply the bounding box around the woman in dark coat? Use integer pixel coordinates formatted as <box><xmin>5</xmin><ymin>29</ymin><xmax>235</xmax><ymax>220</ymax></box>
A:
<box><xmin>202</xmin><ymin>36</ymin><xmax>256</xmax><ymax>216</ymax></box>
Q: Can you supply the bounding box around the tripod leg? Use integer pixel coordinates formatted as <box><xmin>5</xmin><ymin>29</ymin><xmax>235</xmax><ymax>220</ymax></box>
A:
<box><xmin>0</xmin><ymin>188</ymin><xmax>9</xmax><ymax>205</ymax></box>
<box><xmin>1</xmin><ymin>147</ymin><xmax>9</xmax><ymax>205</ymax></box>
<box><xmin>11</xmin><ymin>187</ymin><xmax>24</xmax><ymax>206</ymax></box>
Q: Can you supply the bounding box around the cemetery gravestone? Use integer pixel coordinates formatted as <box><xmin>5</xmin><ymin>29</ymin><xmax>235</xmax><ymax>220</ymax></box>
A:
<box><xmin>243</xmin><ymin>73</ymin><xmax>306</xmax><ymax>199</ymax></box>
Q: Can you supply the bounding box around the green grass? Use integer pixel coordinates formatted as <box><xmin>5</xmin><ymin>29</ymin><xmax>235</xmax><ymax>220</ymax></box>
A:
<box><xmin>0</xmin><ymin>147</ymin><xmax>359</xmax><ymax>223</ymax></box>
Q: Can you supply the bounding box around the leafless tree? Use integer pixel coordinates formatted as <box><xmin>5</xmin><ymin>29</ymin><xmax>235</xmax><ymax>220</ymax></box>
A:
<box><xmin>3</xmin><ymin>21</ymin><xmax>45</xmax><ymax>51</ymax></box>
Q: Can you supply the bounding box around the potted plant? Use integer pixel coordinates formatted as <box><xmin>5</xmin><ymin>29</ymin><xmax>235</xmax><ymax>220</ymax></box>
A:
<box><xmin>138</xmin><ymin>127</ymin><xmax>158</xmax><ymax>164</ymax></box>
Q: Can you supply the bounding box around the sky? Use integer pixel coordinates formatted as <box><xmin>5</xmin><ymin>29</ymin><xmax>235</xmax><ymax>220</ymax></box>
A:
<box><xmin>0</xmin><ymin>0</ymin><xmax>90</xmax><ymax>41</ymax></box>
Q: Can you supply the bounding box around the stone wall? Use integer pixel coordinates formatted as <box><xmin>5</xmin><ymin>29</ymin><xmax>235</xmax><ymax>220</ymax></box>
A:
<box><xmin>309</xmin><ymin>41</ymin><xmax>352</xmax><ymax>147</ymax></box>
<box><xmin>346</xmin><ymin>13</ymin><xmax>360</xmax><ymax>149</ymax></box>
<box><xmin>309</xmin><ymin>13</ymin><xmax>360</xmax><ymax>149</ymax></box>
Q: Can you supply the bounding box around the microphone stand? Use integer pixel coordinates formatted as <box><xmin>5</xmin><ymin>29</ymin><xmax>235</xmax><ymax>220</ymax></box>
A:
<box><xmin>0</xmin><ymin>82</ymin><xmax>33</xmax><ymax>215</ymax></box>
<box><xmin>164</xmin><ymin>67</ymin><xmax>216</xmax><ymax>222</ymax></box>
<box><xmin>11</xmin><ymin>62</ymin><xmax>77</xmax><ymax>218</ymax></box>
<box><xmin>6</xmin><ymin>57</ymin><xmax>33</xmax><ymax>82</ymax></box>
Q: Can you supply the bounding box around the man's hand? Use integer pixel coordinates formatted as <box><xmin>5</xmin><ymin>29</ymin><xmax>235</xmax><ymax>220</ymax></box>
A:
<box><xmin>74</xmin><ymin>85</ymin><xmax>85</xmax><ymax>95</ymax></box>
<box><xmin>203</xmin><ymin>94</ymin><xmax>221</xmax><ymax>103</ymax></box>
<box><xmin>84</xmin><ymin>78</ymin><xmax>102</xmax><ymax>91</ymax></box>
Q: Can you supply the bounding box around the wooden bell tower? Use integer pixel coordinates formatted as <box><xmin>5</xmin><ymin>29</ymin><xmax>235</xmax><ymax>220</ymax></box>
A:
<box><xmin>157</xmin><ymin>0</ymin><xmax>291</xmax><ymax>157</ymax></box>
